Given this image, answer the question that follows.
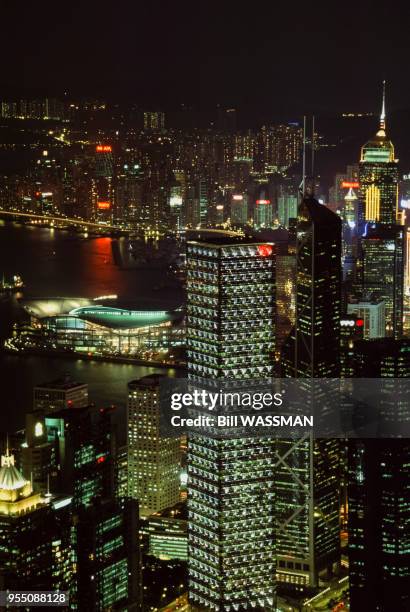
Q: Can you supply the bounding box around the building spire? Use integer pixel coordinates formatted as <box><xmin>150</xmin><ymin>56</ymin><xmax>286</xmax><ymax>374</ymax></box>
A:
<box><xmin>380</xmin><ymin>80</ymin><xmax>386</xmax><ymax>130</ymax></box>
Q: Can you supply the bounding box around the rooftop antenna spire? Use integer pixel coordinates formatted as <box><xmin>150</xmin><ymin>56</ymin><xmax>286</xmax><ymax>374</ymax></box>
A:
<box><xmin>300</xmin><ymin>115</ymin><xmax>307</xmax><ymax>198</ymax></box>
<box><xmin>380</xmin><ymin>79</ymin><xmax>386</xmax><ymax>130</ymax></box>
<box><xmin>311</xmin><ymin>115</ymin><xmax>315</xmax><ymax>178</ymax></box>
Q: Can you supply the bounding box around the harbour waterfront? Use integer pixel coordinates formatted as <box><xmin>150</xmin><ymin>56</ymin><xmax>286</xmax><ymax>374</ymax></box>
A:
<box><xmin>0</xmin><ymin>221</ymin><xmax>183</xmax><ymax>432</ymax></box>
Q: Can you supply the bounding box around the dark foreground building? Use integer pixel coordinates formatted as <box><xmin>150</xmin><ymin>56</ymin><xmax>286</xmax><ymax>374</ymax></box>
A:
<box><xmin>349</xmin><ymin>339</ymin><xmax>410</xmax><ymax>611</ymax></box>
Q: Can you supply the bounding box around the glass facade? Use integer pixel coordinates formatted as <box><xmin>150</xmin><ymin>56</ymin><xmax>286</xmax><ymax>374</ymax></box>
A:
<box><xmin>362</xmin><ymin>223</ymin><xmax>404</xmax><ymax>338</ymax></box>
<box><xmin>186</xmin><ymin>232</ymin><xmax>276</xmax><ymax>611</ymax></box>
<box><xmin>280</xmin><ymin>198</ymin><xmax>341</xmax><ymax>588</ymax></box>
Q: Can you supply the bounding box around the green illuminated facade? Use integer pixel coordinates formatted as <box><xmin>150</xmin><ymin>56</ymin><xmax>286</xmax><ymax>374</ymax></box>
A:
<box><xmin>186</xmin><ymin>230</ymin><xmax>276</xmax><ymax>611</ymax></box>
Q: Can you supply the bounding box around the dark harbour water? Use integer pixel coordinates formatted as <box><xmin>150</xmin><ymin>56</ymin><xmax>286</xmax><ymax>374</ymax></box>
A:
<box><xmin>0</xmin><ymin>221</ymin><xmax>183</xmax><ymax>435</ymax></box>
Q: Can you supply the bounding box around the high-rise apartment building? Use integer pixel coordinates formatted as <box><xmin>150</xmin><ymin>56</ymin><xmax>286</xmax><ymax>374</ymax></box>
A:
<box><xmin>186</xmin><ymin>229</ymin><xmax>277</xmax><ymax>611</ymax></box>
<box><xmin>127</xmin><ymin>375</ymin><xmax>180</xmax><ymax>517</ymax></box>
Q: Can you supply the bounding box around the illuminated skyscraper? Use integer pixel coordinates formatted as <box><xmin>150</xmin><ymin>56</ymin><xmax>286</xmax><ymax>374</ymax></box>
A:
<box><xmin>349</xmin><ymin>339</ymin><xmax>410</xmax><ymax>611</ymax></box>
<box><xmin>0</xmin><ymin>449</ymin><xmax>73</xmax><ymax>593</ymax></box>
<box><xmin>278</xmin><ymin>193</ymin><xmax>298</xmax><ymax>228</ymax></box>
<box><xmin>230</xmin><ymin>193</ymin><xmax>248</xmax><ymax>226</ymax></box>
<box><xmin>283</xmin><ymin>195</ymin><xmax>342</xmax><ymax>378</ymax></box>
<box><xmin>143</xmin><ymin>111</ymin><xmax>165</xmax><ymax>130</ymax></box>
<box><xmin>254</xmin><ymin>186</ymin><xmax>272</xmax><ymax>229</ymax></box>
<box><xmin>127</xmin><ymin>376</ymin><xmax>180</xmax><ymax>517</ymax></box>
<box><xmin>91</xmin><ymin>144</ymin><xmax>114</xmax><ymax>222</ymax></box>
<box><xmin>405</xmin><ymin>226</ymin><xmax>410</xmax><ymax>295</ymax></box>
<box><xmin>186</xmin><ymin>230</ymin><xmax>276</xmax><ymax>611</ymax></box>
<box><xmin>359</xmin><ymin>83</ymin><xmax>399</xmax><ymax>225</ymax></box>
<box><xmin>74</xmin><ymin>497</ymin><xmax>140</xmax><ymax>611</ymax></box>
<box><xmin>275</xmin><ymin>249</ymin><xmax>296</xmax><ymax>358</ymax></box>
<box><xmin>280</xmin><ymin>195</ymin><xmax>341</xmax><ymax>588</ymax></box>
<box><xmin>361</xmin><ymin>223</ymin><xmax>404</xmax><ymax>337</ymax></box>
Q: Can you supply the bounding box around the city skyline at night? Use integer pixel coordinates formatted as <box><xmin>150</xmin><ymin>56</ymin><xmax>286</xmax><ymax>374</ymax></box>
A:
<box><xmin>1</xmin><ymin>2</ymin><xmax>410</xmax><ymax>610</ymax></box>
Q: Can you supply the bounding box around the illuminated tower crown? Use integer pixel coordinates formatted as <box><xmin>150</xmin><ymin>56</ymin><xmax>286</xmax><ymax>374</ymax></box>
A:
<box><xmin>0</xmin><ymin>448</ymin><xmax>32</xmax><ymax>503</ymax></box>
<box><xmin>361</xmin><ymin>80</ymin><xmax>395</xmax><ymax>163</ymax></box>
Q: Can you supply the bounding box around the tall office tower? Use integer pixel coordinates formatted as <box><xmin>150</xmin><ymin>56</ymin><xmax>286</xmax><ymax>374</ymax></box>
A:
<box><xmin>169</xmin><ymin>177</ymin><xmax>184</xmax><ymax>231</ymax></box>
<box><xmin>361</xmin><ymin>223</ymin><xmax>404</xmax><ymax>337</ymax></box>
<box><xmin>359</xmin><ymin>84</ymin><xmax>399</xmax><ymax>225</ymax></box>
<box><xmin>116</xmin><ymin>444</ymin><xmax>128</xmax><ymax>499</ymax></box>
<box><xmin>349</xmin><ymin>339</ymin><xmax>410</xmax><ymax>611</ymax></box>
<box><xmin>230</xmin><ymin>193</ymin><xmax>248</xmax><ymax>226</ymax></box>
<box><xmin>405</xmin><ymin>226</ymin><xmax>410</xmax><ymax>295</ymax></box>
<box><xmin>231</xmin><ymin>158</ymin><xmax>252</xmax><ymax>191</ymax></box>
<box><xmin>186</xmin><ymin>230</ymin><xmax>277</xmax><ymax>611</ymax></box>
<box><xmin>21</xmin><ymin>411</ymin><xmax>57</xmax><ymax>493</ymax></box>
<box><xmin>275</xmin><ymin>248</ymin><xmax>296</xmax><ymax>359</ymax></box>
<box><xmin>33</xmin><ymin>376</ymin><xmax>88</xmax><ymax>414</ymax></box>
<box><xmin>143</xmin><ymin>111</ymin><xmax>165</xmax><ymax>130</ymax></box>
<box><xmin>283</xmin><ymin>195</ymin><xmax>342</xmax><ymax>377</ymax></box>
<box><xmin>328</xmin><ymin>167</ymin><xmax>359</xmax><ymax>210</ymax></box>
<box><xmin>342</xmin><ymin>188</ymin><xmax>359</xmax><ymax>265</ymax></box>
<box><xmin>278</xmin><ymin>193</ymin><xmax>298</xmax><ymax>228</ymax></box>
<box><xmin>347</xmin><ymin>297</ymin><xmax>386</xmax><ymax>339</ymax></box>
<box><xmin>127</xmin><ymin>376</ymin><xmax>180</xmax><ymax>518</ymax></box>
<box><xmin>115</xmin><ymin>161</ymin><xmax>143</xmax><ymax>225</ymax></box>
<box><xmin>74</xmin><ymin>498</ymin><xmax>140</xmax><ymax>611</ymax></box>
<box><xmin>343</xmin><ymin>187</ymin><xmax>359</xmax><ymax>229</ymax></box>
<box><xmin>91</xmin><ymin>144</ymin><xmax>114</xmax><ymax>222</ymax></box>
<box><xmin>280</xmin><ymin>196</ymin><xmax>341</xmax><ymax>588</ymax></box>
<box><xmin>140</xmin><ymin>146</ymin><xmax>172</xmax><ymax>235</ymax></box>
<box><xmin>0</xmin><ymin>449</ymin><xmax>73</xmax><ymax>592</ymax></box>
<box><xmin>198</xmin><ymin>178</ymin><xmax>208</xmax><ymax>225</ymax></box>
<box><xmin>254</xmin><ymin>190</ymin><xmax>273</xmax><ymax>228</ymax></box>
<box><xmin>45</xmin><ymin>405</ymin><xmax>116</xmax><ymax>508</ymax></box>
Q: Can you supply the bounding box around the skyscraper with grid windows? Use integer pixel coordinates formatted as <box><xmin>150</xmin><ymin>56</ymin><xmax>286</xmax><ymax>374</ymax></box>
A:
<box><xmin>186</xmin><ymin>229</ymin><xmax>276</xmax><ymax>611</ymax></box>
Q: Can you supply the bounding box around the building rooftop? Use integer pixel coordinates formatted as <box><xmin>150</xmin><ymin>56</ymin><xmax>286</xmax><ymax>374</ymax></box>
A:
<box><xmin>68</xmin><ymin>305</ymin><xmax>177</xmax><ymax>330</ymax></box>
<box><xmin>35</xmin><ymin>374</ymin><xmax>87</xmax><ymax>391</ymax></box>
<box><xmin>128</xmin><ymin>374</ymin><xmax>167</xmax><ymax>389</ymax></box>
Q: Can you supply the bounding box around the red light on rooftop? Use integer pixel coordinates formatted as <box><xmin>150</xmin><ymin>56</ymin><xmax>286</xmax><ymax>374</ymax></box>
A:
<box><xmin>257</xmin><ymin>244</ymin><xmax>273</xmax><ymax>257</ymax></box>
<box><xmin>256</xmin><ymin>199</ymin><xmax>271</xmax><ymax>205</ymax></box>
<box><xmin>341</xmin><ymin>181</ymin><xmax>359</xmax><ymax>189</ymax></box>
<box><xmin>356</xmin><ymin>319</ymin><xmax>364</xmax><ymax>327</ymax></box>
<box><xmin>98</xmin><ymin>201</ymin><xmax>111</xmax><ymax>210</ymax></box>
<box><xmin>96</xmin><ymin>456</ymin><xmax>106</xmax><ymax>464</ymax></box>
<box><xmin>96</xmin><ymin>145</ymin><xmax>112</xmax><ymax>153</ymax></box>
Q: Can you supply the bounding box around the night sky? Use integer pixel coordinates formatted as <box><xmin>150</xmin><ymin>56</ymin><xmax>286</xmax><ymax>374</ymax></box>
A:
<box><xmin>1</xmin><ymin>1</ymin><xmax>410</xmax><ymax>118</ymax></box>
